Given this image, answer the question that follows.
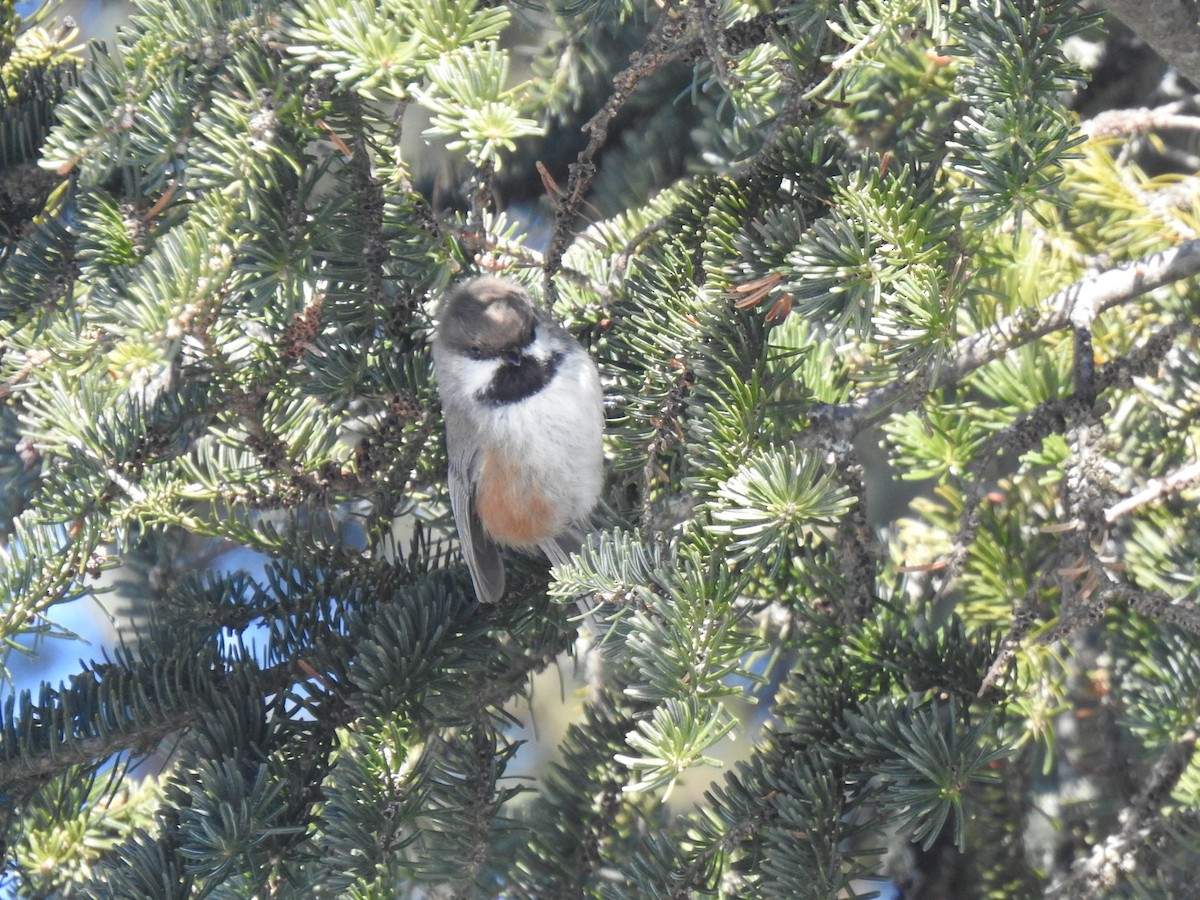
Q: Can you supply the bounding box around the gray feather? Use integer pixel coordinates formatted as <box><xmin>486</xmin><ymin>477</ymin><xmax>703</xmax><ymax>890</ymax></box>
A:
<box><xmin>446</xmin><ymin>427</ymin><xmax>506</xmax><ymax>604</ymax></box>
<box><xmin>538</xmin><ymin>523</ymin><xmax>587</xmax><ymax>569</ymax></box>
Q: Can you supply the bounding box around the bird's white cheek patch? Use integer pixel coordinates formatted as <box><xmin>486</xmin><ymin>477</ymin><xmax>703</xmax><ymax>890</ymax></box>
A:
<box><xmin>434</xmin><ymin>354</ymin><xmax>500</xmax><ymax>403</ymax></box>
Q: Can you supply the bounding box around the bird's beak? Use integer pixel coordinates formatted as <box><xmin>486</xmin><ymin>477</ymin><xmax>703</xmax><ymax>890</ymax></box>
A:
<box><xmin>503</xmin><ymin>349</ymin><xmax>523</xmax><ymax>366</ymax></box>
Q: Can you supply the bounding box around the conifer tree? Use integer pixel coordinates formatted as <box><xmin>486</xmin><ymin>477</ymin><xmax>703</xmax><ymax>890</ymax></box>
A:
<box><xmin>2</xmin><ymin>0</ymin><xmax>1200</xmax><ymax>896</ymax></box>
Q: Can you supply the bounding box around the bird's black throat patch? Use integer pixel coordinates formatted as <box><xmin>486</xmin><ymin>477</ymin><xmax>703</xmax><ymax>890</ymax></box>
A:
<box><xmin>478</xmin><ymin>351</ymin><xmax>564</xmax><ymax>406</ymax></box>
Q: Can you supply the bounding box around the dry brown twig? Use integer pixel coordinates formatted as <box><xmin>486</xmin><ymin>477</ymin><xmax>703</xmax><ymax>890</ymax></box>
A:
<box><xmin>540</xmin><ymin>9</ymin><xmax>788</xmax><ymax>296</ymax></box>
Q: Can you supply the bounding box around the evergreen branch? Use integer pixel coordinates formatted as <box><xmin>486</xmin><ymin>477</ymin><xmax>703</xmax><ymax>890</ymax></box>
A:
<box><xmin>467</xmin><ymin>628</ymin><xmax>574</xmax><ymax>715</ymax></box>
<box><xmin>931</xmin><ymin>321</ymin><xmax>1194</xmax><ymax>597</ymax></box>
<box><xmin>1048</xmin><ymin>715</ymin><xmax>1200</xmax><ymax>898</ymax></box>
<box><xmin>0</xmin><ymin>715</ymin><xmax>184</xmax><ymax>801</ymax></box>
<box><xmin>612</xmin><ymin>213</ymin><xmax>671</xmax><ymax>284</ymax></box>
<box><xmin>0</xmin><ymin>569</ymin><xmax>517</xmax><ymax>806</ymax></box>
<box><xmin>670</xmin><ymin>800</ymin><xmax>767</xmax><ymax>898</ymax></box>
<box><xmin>439</xmin><ymin>721</ymin><xmax>512</xmax><ymax>897</ymax></box>
<box><xmin>1009</xmin><ymin>321</ymin><xmax>1200</xmax><ymax>649</ymax></box>
<box><xmin>0</xmin><ymin>536</ymin><xmax>91</xmax><ymax>642</ymax></box>
<box><xmin>347</xmin><ymin>121</ymin><xmax>388</xmax><ymax>310</ymax></box>
<box><xmin>640</xmin><ymin>367</ymin><xmax>691</xmax><ymax>532</ymax></box>
<box><xmin>512</xmin><ymin>692</ymin><xmax>638</xmax><ymax>896</ymax></box>
<box><xmin>0</xmin><ymin>653</ymin><xmax>299</xmax><ymax>804</ymax></box>
<box><xmin>0</xmin><ymin>591</ymin><xmax>558</xmax><ymax>812</ymax></box>
<box><xmin>228</xmin><ymin>387</ymin><xmax>365</xmax><ymax>500</ymax></box>
<box><xmin>815</xmin><ymin>239</ymin><xmax>1200</xmax><ymax>435</ymax></box>
<box><xmin>466</xmin><ymin>158</ymin><xmax>496</xmax><ymax>247</ymax></box>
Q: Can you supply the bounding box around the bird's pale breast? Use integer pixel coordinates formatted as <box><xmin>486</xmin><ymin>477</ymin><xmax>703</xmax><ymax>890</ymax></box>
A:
<box><xmin>475</xmin><ymin>447</ymin><xmax>557</xmax><ymax>546</ymax></box>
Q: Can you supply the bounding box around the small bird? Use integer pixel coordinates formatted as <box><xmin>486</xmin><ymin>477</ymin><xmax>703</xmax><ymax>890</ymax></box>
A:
<box><xmin>432</xmin><ymin>275</ymin><xmax>604</xmax><ymax>604</ymax></box>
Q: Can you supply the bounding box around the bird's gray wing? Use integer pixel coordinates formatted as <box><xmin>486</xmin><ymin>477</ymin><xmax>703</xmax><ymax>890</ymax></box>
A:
<box><xmin>447</xmin><ymin>431</ymin><xmax>506</xmax><ymax>605</ymax></box>
<box><xmin>539</xmin><ymin>523</ymin><xmax>587</xmax><ymax>569</ymax></box>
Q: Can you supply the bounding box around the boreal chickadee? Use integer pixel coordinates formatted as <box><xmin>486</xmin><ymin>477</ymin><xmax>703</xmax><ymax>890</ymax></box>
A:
<box><xmin>432</xmin><ymin>276</ymin><xmax>604</xmax><ymax>604</ymax></box>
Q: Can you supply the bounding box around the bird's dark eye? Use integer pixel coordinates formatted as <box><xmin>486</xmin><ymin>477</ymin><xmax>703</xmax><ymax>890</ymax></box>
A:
<box><xmin>468</xmin><ymin>345</ymin><xmax>484</xmax><ymax>359</ymax></box>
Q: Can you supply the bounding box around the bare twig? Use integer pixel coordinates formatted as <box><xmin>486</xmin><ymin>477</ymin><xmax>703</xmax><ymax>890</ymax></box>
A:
<box><xmin>813</xmin><ymin>239</ymin><xmax>1200</xmax><ymax>435</ymax></box>
<box><xmin>978</xmin><ymin>574</ymin><xmax>1048</xmax><ymax>696</ymax></box>
<box><xmin>1069</xmin><ymin>277</ymin><xmax>1097</xmax><ymax>407</ymax></box>
<box><xmin>1104</xmin><ymin>459</ymin><xmax>1200</xmax><ymax>523</ymax></box>
<box><xmin>1107</xmin><ymin>581</ymin><xmax>1200</xmax><ymax>635</ymax></box>
<box><xmin>678</xmin><ymin>10</ymin><xmax>786</xmax><ymax>65</ymax></box>
<box><xmin>1081</xmin><ymin>102</ymin><xmax>1200</xmax><ymax>139</ymax></box>
<box><xmin>689</xmin><ymin>0</ymin><xmax>732</xmax><ymax>87</ymax></box>
<box><xmin>542</xmin><ymin>10</ymin><xmax>690</xmax><ymax>291</ymax></box>
<box><xmin>1051</xmin><ymin>411</ymin><xmax>1113</xmax><ymax>642</ymax></box>
<box><xmin>819</xmin><ymin>436</ymin><xmax>884</xmax><ymax>622</ymax></box>
<box><xmin>542</xmin><ymin>10</ymin><xmax>788</xmax><ymax>291</ymax></box>
<box><xmin>612</xmin><ymin>214</ymin><xmax>673</xmax><ymax>285</ymax></box>
<box><xmin>442</xmin><ymin>222</ymin><xmax>612</xmax><ymax>303</ymax></box>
